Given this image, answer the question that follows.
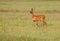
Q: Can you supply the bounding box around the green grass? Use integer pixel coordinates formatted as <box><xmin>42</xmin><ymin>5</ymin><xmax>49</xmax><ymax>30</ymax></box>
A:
<box><xmin>0</xmin><ymin>1</ymin><xmax>60</xmax><ymax>12</ymax></box>
<box><xmin>0</xmin><ymin>1</ymin><xmax>60</xmax><ymax>41</ymax></box>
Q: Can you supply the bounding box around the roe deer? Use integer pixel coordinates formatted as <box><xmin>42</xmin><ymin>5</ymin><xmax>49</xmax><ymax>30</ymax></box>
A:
<box><xmin>30</xmin><ymin>8</ymin><xmax>47</xmax><ymax>27</ymax></box>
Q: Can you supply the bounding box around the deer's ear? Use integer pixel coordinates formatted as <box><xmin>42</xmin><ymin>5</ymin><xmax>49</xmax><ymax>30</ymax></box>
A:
<box><xmin>31</xmin><ymin>8</ymin><xmax>33</xmax><ymax>10</ymax></box>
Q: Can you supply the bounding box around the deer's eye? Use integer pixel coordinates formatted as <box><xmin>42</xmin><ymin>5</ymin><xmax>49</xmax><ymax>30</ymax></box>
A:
<box><xmin>30</xmin><ymin>11</ymin><xmax>32</xmax><ymax>13</ymax></box>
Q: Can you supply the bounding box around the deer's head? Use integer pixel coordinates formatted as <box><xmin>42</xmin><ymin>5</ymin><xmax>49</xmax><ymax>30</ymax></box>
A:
<box><xmin>30</xmin><ymin>8</ymin><xmax>34</xmax><ymax>14</ymax></box>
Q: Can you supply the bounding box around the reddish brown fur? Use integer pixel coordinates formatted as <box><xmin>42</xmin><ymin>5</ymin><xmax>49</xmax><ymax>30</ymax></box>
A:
<box><xmin>30</xmin><ymin>8</ymin><xmax>47</xmax><ymax>26</ymax></box>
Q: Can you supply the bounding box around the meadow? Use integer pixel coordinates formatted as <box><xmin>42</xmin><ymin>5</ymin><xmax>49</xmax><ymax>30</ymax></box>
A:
<box><xmin>0</xmin><ymin>1</ymin><xmax>60</xmax><ymax>41</ymax></box>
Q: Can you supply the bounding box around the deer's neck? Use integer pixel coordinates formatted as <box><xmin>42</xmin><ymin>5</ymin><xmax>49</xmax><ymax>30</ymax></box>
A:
<box><xmin>32</xmin><ymin>13</ymin><xmax>35</xmax><ymax>18</ymax></box>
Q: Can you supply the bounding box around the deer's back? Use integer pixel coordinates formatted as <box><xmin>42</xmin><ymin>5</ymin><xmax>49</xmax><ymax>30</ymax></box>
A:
<box><xmin>32</xmin><ymin>15</ymin><xmax>45</xmax><ymax>21</ymax></box>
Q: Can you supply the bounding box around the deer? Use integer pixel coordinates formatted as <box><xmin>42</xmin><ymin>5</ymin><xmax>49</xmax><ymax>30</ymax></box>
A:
<box><xmin>30</xmin><ymin>8</ymin><xmax>47</xmax><ymax>27</ymax></box>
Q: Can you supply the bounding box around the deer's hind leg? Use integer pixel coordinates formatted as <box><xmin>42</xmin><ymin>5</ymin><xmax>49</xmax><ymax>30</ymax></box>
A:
<box><xmin>40</xmin><ymin>19</ymin><xmax>47</xmax><ymax>26</ymax></box>
<box><xmin>43</xmin><ymin>21</ymin><xmax>47</xmax><ymax>26</ymax></box>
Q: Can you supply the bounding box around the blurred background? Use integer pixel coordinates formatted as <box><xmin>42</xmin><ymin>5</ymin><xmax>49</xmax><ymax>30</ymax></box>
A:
<box><xmin>0</xmin><ymin>0</ymin><xmax>60</xmax><ymax>41</ymax></box>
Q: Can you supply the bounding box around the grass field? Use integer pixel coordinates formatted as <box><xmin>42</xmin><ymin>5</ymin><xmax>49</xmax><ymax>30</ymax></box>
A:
<box><xmin>0</xmin><ymin>1</ymin><xmax>60</xmax><ymax>41</ymax></box>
